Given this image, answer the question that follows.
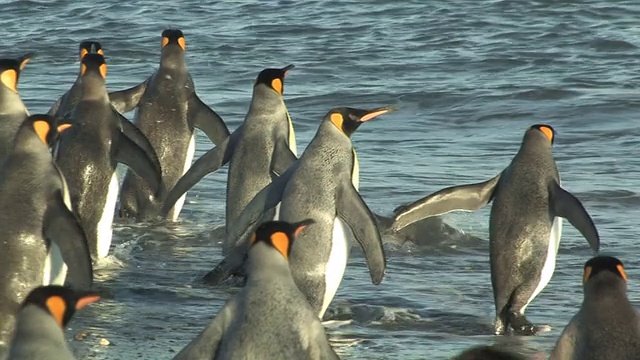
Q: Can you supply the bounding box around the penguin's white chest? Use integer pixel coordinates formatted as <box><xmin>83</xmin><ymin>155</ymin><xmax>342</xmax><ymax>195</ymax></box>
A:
<box><xmin>43</xmin><ymin>241</ymin><xmax>66</xmax><ymax>286</ymax></box>
<box><xmin>170</xmin><ymin>133</ymin><xmax>196</xmax><ymax>221</ymax></box>
<box><xmin>95</xmin><ymin>172</ymin><xmax>120</xmax><ymax>259</ymax></box>
<box><xmin>319</xmin><ymin>217</ymin><xmax>350</xmax><ymax>318</ymax></box>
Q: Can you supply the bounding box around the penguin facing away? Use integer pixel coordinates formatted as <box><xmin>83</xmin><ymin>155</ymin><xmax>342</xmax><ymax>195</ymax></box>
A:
<box><xmin>112</xmin><ymin>28</ymin><xmax>230</xmax><ymax>221</ymax></box>
<box><xmin>550</xmin><ymin>256</ymin><xmax>640</xmax><ymax>360</ymax></box>
<box><xmin>0</xmin><ymin>114</ymin><xmax>93</xmax><ymax>346</ymax></box>
<box><xmin>172</xmin><ymin>220</ymin><xmax>340</xmax><ymax>360</ymax></box>
<box><xmin>48</xmin><ymin>40</ymin><xmax>104</xmax><ymax>124</ymax></box>
<box><xmin>206</xmin><ymin>106</ymin><xmax>393</xmax><ymax>319</ymax></box>
<box><xmin>391</xmin><ymin>124</ymin><xmax>600</xmax><ymax>335</ymax></box>
<box><xmin>0</xmin><ymin>53</ymin><xmax>33</xmax><ymax>164</ymax></box>
<box><xmin>160</xmin><ymin>64</ymin><xmax>298</xmax><ymax>246</ymax></box>
<box><xmin>7</xmin><ymin>285</ymin><xmax>100</xmax><ymax>360</ymax></box>
<box><xmin>54</xmin><ymin>53</ymin><xmax>164</xmax><ymax>260</ymax></box>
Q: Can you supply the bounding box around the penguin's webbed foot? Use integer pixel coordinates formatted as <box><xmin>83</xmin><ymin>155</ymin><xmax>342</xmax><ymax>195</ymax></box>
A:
<box><xmin>508</xmin><ymin>312</ymin><xmax>536</xmax><ymax>336</ymax></box>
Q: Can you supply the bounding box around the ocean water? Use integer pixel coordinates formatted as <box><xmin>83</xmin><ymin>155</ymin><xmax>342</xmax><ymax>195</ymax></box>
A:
<box><xmin>3</xmin><ymin>0</ymin><xmax>640</xmax><ymax>359</ymax></box>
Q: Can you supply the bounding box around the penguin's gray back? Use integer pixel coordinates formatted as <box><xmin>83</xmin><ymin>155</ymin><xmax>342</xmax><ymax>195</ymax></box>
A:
<box><xmin>7</xmin><ymin>306</ymin><xmax>74</xmax><ymax>360</ymax></box>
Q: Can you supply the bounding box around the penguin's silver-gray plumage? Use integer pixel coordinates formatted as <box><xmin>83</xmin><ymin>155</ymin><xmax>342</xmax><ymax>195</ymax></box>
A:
<box><xmin>0</xmin><ymin>115</ymin><xmax>93</xmax><ymax>346</ymax></box>
<box><xmin>550</xmin><ymin>256</ymin><xmax>640</xmax><ymax>360</ymax></box>
<box><xmin>54</xmin><ymin>53</ymin><xmax>163</xmax><ymax>261</ymax></box>
<box><xmin>173</xmin><ymin>220</ymin><xmax>339</xmax><ymax>360</ymax></box>
<box><xmin>161</xmin><ymin>65</ymin><xmax>297</xmax><ymax>249</ymax></box>
<box><xmin>112</xmin><ymin>29</ymin><xmax>230</xmax><ymax>221</ymax></box>
<box><xmin>391</xmin><ymin>124</ymin><xmax>600</xmax><ymax>335</ymax></box>
<box><xmin>7</xmin><ymin>285</ymin><xmax>100</xmax><ymax>360</ymax></box>
<box><xmin>207</xmin><ymin>107</ymin><xmax>391</xmax><ymax>319</ymax></box>
<box><xmin>0</xmin><ymin>53</ymin><xmax>32</xmax><ymax>165</ymax></box>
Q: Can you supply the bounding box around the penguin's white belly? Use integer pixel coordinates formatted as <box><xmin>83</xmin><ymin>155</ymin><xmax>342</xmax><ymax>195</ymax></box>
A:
<box><xmin>43</xmin><ymin>241</ymin><xmax>67</xmax><ymax>286</ymax></box>
<box><xmin>521</xmin><ymin>216</ymin><xmax>563</xmax><ymax>314</ymax></box>
<box><xmin>273</xmin><ymin>202</ymin><xmax>282</xmax><ymax>221</ymax></box>
<box><xmin>95</xmin><ymin>172</ymin><xmax>119</xmax><ymax>259</ymax></box>
<box><xmin>171</xmin><ymin>134</ymin><xmax>196</xmax><ymax>221</ymax></box>
<box><xmin>319</xmin><ymin>217</ymin><xmax>350</xmax><ymax>319</ymax></box>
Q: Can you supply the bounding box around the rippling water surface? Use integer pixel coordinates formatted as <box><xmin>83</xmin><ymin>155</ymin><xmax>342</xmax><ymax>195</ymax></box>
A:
<box><xmin>3</xmin><ymin>0</ymin><xmax>640</xmax><ymax>359</ymax></box>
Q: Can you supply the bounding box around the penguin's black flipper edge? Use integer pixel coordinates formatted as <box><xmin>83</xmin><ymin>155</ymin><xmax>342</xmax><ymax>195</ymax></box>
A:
<box><xmin>108</xmin><ymin>81</ymin><xmax>148</xmax><ymax>114</ymax></box>
<box><xmin>551</xmin><ymin>182</ymin><xmax>600</xmax><ymax>252</ymax></box>
<box><xmin>391</xmin><ymin>173</ymin><xmax>502</xmax><ymax>232</ymax></box>
<box><xmin>337</xmin><ymin>181</ymin><xmax>386</xmax><ymax>285</ymax></box>
<box><xmin>43</xmin><ymin>193</ymin><xmax>93</xmax><ymax>290</ymax></box>
<box><xmin>188</xmin><ymin>93</ymin><xmax>230</xmax><ymax>146</ymax></box>
<box><xmin>271</xmin><ymin>138</ymin><xmax>298</xmax><ymax>177</ymax></box>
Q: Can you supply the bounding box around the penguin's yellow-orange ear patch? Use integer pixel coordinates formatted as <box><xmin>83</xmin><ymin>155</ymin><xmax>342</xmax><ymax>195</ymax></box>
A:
<box><xmin>80</xmin><ymin>48</ymin><xmax>89</xmax><ymax>60</ymax></box>
<box><xmin>81</xmin><ymin>63</ymin><xmax>87</xmax><ymax>76</ymax></box>
<box><xmin>57</xmin><ymin>123</ymin><xmax>72</xmax><ymax>133</ymax></box>
<box><xmin>583</xmin><ymin>265</ymin><xmax>592</xmax><ymax>285</ymax></box>
<box><xmin>617</xmin><ymin>264</ymin><xmax>628</xmax><ymax>282</ymax></box>
<box><xmin>270</xmin><ymin>231</ymin><xmax>291</xmax><ymax>259</ymax></box>
<box><xmin>97</xmin><ymin>48</ymin><xmax>104</xmax><ymax>56</ymax></box>
<box><xmin>1</xmin><ymin>69</ymin><xmax>18</xmax><ymax>93</ymax></box>
<box><xmin>271</xmin><ymin>78</ymin><xmax>283</xmax><ymax>95</ymax></box>
<box><xmin>539</xmin><ymin>126</ymin><xmax>554</xmax><ymax>143</ymax></box>
<box><xmin>76</xmin><ymin>294</ymin><xmax>101</xmax><ymax>310</ymax></box>
<box><xmin>162</xmin><ymin>36</ymin><xmax>170</xmax><ymax>48</ymax></box>
<box><xmin>249</xmin><ymin>232</ymin><xmax>257</xmax><ymax>245</ymax></box>
<box><xmin>99</xmin><ymin>63</ymin><xmax>107</xmax><ymax>79</ymax></box>
<box><xmin>178</xmin><ymin>37</ymin><xmax>186</xmax><ymax>51</ymax></box>
<box><xmin>45</xmin><ymin>296</ymin><xmax>67</xmax><ymax>328</ymax></box>
<box><xmin>330</xmin><ymin>113</ymin><xmax>344</xmax><ymax>132</ymax></box>
<box><xmin>33</xmin><ymin>120</ymin><xmax>50</xmax><ymax>144</ymax></box>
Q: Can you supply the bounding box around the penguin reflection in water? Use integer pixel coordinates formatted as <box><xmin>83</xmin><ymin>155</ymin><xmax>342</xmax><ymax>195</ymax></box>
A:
<box><xmin>550</xmin><ymin>256</ymin><xmax>640</xmax><ymax>360</ymax></box>
<box><xmin>173</xmin><ymin>220</ymin><xmax>340</xmax><ymax>360</ymax></box>
<box><xmin>392</xmin><ymin>125</ymin><xmax>600</xmax><ymax>335</ymax></box>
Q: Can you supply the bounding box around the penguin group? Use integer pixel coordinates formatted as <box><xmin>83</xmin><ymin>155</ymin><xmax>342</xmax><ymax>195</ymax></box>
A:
<box><xmin>0</xmin><ymin>28</ymin><xmax>635</xmax><ymax>360</ymax></box>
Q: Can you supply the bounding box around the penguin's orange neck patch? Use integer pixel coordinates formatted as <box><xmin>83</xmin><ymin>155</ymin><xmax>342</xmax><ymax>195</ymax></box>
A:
<box><xmin>80</xmin><ymin>48</ymin><xmax>89</xmax><ymax>60</ymax></box>
<box><xmin>1</xmin><ymin>70</ymin><xmax>18</xmax><ymax>93</ymax></box>
<box><xmin>81</xmin><ymin>64</ymin><xmax>87</xmax><ymax>76</ymax></box>
<box><xmin>271</xmin><ymin>78</ymin><xmax>283</xmax><ymax>95</ymax></box>
<box><xmin>330</xmin><ymin>113</ymin><xmax>344</xmax><ymax>132</ymax></box>
<box><xmin>99</xmin><ymin>63</ymin><xmax>107</xmax><ymax>79</ymax></box>
<box><xmin>33</xmin><ymin>120</ymin><xmax>50</xmax><ymax>144</ymax></box>
<box><xmin>45</xmin><ymin>296</ymin><xmax>67</xmax><ymax>328</ymax></box>
<box><xmin>270</xmin><ymin>231</ymin><xmax>291</xmax><ymax>259</ymax></box>
<box><xmin>539</xmin><ymin>126</ymin><xmax>554</xmax><ymax>143</ymax></box>
<box><xmin>162</xmin><ymin>36</ymin><xmax>170</xmax><ymax>48</ymax></box>
<box><xmin>178</xmin><ymin>37</ymin><xmax>186</xmax><ymax>51</ymax></box>
<box><xmin>617</xmin><ymin>264</ymin><xmax>628</xmax><ymax>282</ymax></box>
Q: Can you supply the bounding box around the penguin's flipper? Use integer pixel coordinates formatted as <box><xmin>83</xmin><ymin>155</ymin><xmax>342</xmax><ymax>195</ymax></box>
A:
<box><xmin>551</xmin><ymin>183</ymin><xmax>600</xmax><ymax>252</ymax></box>
<box><xmin>118</xmin><ymin>114</ymin><xmax>164</xmax><ymax>196</ymax></box>
<box><xmin>337</xmin><ymin>181</ymin><xmax>386</xmax><ymax>284</ymax></box>
<box><xmin>172</xmin><ymin>300</ymin><xmax>237</xmax><ymax>360</ymax></box>
<box><xmin>188</xmin><ymin>94</ymin><xmax>230</xmax><ymax>146</ymax></box>
<box><xmin>549</xmin><ymin>316</ymin><xmax>578</xmax><ymax>360</ymax></box>
<box><xmin>391</xmin><ymin>173</ymin><xmax>502</xmax><ymax>231</ymax></box>
<box><xmin>270</xmin><ymin>138</ymin><xmax>298</xmax><ymax>176</ymax></box>
<box><xmin>161</xmin><ymin>133</ymin><xmax>235</xmax><ymax>217</ymax></box>
<box><xmin>115</xmin><ymin>130</ymin><xmax>163</xmax><ymax>197</ymax></box>
<box><xmin>47</xmin><ymin>96</ymin><xmax>62</xmax><ymax>117</ymax></box>
<box><xmin>202</xmin><ymin>245</ymin><xmax>248</xmax><ymax>285</ymax></box>
<box><xmin>108</xmin><ymin>81</ymin><xmax>148</xmax><ymax>114</ymax></box>
<box><xmin>43</xmin><ymin>192</ymin><xmax>93</xmax><ymax>290</ymax></box>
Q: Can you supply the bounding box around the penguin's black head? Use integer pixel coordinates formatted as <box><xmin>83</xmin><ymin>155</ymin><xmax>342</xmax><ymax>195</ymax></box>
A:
<box><xmin>327</xmin><ymin>106</ymin><xmax>396</xmax><ymax>137</ymax></box>
<box><xmin>20</xmin><ymin>285</ymin><xmax>100</xmax><ymax>328</ymax></box>
<box><xmin>583</xmin><ymin>256</ymin><xmax>627</xmax><ymax>285</ymax></box>
<box><xmin>249</xmin><ymin>219</ymin><xmax>315</xmax><ymax>260</ymax></box>
<box><xmin>161</xmin><ymin>29</ymin><xmax>186</xmax><ymax>51</ymax></box>
<box><xmin>24</xmin><ymin>114</ymin><xmax>73</xmax><ymax>146</ymax></box>
<box><xmin>255</xmin><ymin>64</ymin><xmax>295</xmax><ymax>96</ymax></box>
<box><xmin>81</xmin><ymin>53</ymin><xmax>107</xmax><ymax>80</ymax></box>
<box><xmin>529</xmin><ymin>124</ymin><xmax>556</xmax><ymax>145</ymax></box>
<box><xmin>78</xmin><ymin>41</ymin><xmax>103</xmax><ymax>60</ymax></box>
<box><xmin>0</xmin><ymin>53</ymin><xmax>33</xmax><ymax>93</ymax></box>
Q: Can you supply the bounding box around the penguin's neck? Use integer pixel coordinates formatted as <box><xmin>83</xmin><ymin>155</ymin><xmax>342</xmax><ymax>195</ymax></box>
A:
<box><xmin>159</xmin><ymin>52</ymin><xmax>187</xmax><ymax>72</ymax></box>
<box><xmin>11</xmin><ymin>306</ymin><xmax>67</xmax><ymax>346</ymax></box>
<box><xmin>246</xmin><ymin>246</ymin><xmax>294</xmax><ymax>284</ymax></box>
<box><xmin>81</xmin><ymin>76</ymin><xmax>108</xmax><ymax>101</ymax></box>
<box><xmin>0</xmin><ymin>88</ymin><xmax>26</xmax><ymax>116</ymax></box>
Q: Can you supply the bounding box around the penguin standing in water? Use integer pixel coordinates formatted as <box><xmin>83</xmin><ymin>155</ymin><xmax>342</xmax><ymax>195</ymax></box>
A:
<box><xmin>0</xmin><ymin>115</ymin><xmax>93</xmax><ymax>346</ymax></box>
<box><xmin>0</xmin><ymin>53</ymin><xmax>33</xmax><ymax>164</ymax></box>
<box><xmin>7</xmin><ymin>285</ymin><xmax>100</xmax><ymax>360</ymax></box>
<box><xmin>55</xmin><ymin>53</ymin><xmax>164</xmax><ymax>260</ymax></box>
<box><xmin>209</xmin><ymin>107</ymin><xmax>391</xmax><ymax>319</ymax></box>
<box><xmin>48</xmin><ymin>41</ymin><xmax>103</xmax><ymax>124</ymax></box>
<box><xmin>173</xmin><ymin>220</ymin><xmax>339</xmax><ymax>360</ymax></box>
<box><xmin>391</xmin><ymin>125</ymin><xmax>600</xmax><ymax>335</ymax></box>
<box><xmin>550</xmin><ymin>256</ymin><xmax>640</xmax><ymax>360</ymax></box>
<box><xmin>111</xmin><ymin>29</ymin><xmax>230</xmax><ymax>221</ymax></box>
<box><xmin>161</xmin><ymin>64</ymin><xmax>297</xmax><ymax>248</ymax></box>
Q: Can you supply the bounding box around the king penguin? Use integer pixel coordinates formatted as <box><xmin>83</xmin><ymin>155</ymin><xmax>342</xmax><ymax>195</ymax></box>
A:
<box><xmin>54</xmin><ymin>53</ymin><xmax>164</xmax><ymax>260</ymax></box>
<box><xmin>0</xmin><ymin>53</ymin><xmax>33</xmax><ymax>164</ymax></box>
<box><xmin>550</xmin><ymin>256</ymin><xmax>640</xmax><ymax>360</ymax></box>
<box><xmin>0</xmin><ymin>114</ymin><xmax>93</xmax><ymax>346</ymax></box>
<box><xmin>48</xmin><ymin>41</ymin><xmax>103</xmax><ymax>125</ymax></box>
<box><xmin>111</xmin><ymin>29</ymin><xmax>230</xmax><ymax>221</ymax></box>
<box><xmin>173</xmin><ymin>220</ymin><xmax>340</xmax><ymax>360</ymax></box>
<box><xmin>161</xmin><ymin>64</ymin><xmax>297</xmax><ymax>246</ymax></box>
<box><xmin>391</xmin><ymin>124</ymin><xmax>600</xmax><ymax>335</ymax></box>
<box><xmin>208</xmin><ymin>106</ymin><xmax>392</xmax><ymax>319</ymax></box>
<box><xmin>7</xmin><ymin>285</ymin><xmax>100</xmax><ymax>360</ymax></box>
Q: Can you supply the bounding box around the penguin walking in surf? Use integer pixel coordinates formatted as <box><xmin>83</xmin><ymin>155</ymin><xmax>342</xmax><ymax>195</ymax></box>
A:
<box><xmin>161</xmin><ymin>64</ymin><xmax>297</xmax><ymax>249</ymax></box>
<box><xmin>391</xmin><ymin>124</ymin><xmax>600</xmax><ymax>335</ymax></box>
<box><xmin>48</xmin><ymin>41</ymin><xmax>103</xmax><ymax>125</ymax></box>
<box><xmin>0</xmin><ymin>53</ymin><xmax>33</xmax><ymax>164</ymax></box>
<box><xmin>54</xmin><ymin>53</ymin><xmax>164</xmax><ymax>261</ymax></box>
<box><xmin>551</xmin><ymin>256</ymin><xmax>640</xmax><ymax>360</ymax></box>
<box><xmin>0</xmin><ymin>114</ymin><xmax>93</xmax><ymax>346</ymax></box>
<box><xmin>208</xmin><ymin>106</ymin><xmax>392</xmax><ymax>319</ymax></box>
<box><xmin>173</xmin><ymin>220</ymin><xmax>340</xmax><ymax>360</ymax></box>
<box><xmin>6</xmin><ymin>285</ymin><xmax>100</xmax><ymax>360</ymax></box>
<box><xmin>110</xmin><ymin>29</ymin><xmax>230</xmax><ymax>221</ymax></box>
